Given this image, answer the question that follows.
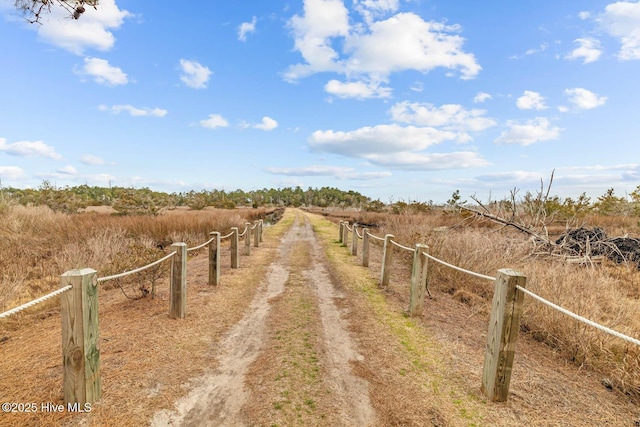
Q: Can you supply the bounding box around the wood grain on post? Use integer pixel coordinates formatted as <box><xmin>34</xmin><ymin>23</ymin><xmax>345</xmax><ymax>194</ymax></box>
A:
<box><xmin>481</xmin><ymin>268</ymin><xmax>526</xmax><ymax>402</ymax></box>
<box><xmin>170</xmin><ymin>243</ymin><xmax>187</xmax><ymax>319</ymax></box>
<box><xmin>259</xmin><ymin>219</ymin><xmax>264</xmax><ymax>243</ymax></box>
<box><xmin>209</xmin><ymin>232</ymin><xmax>220</xmax><ymax>286</ymax></box>
<box><xmin>362</xmin><ymin>228</ymin><xmax>370</xmax><ymax>267</ymax></box>
<box><xmin>409</xmin><ymin>244</ymin><xmax>429</xmax><ymax>317</ymax></box>
<box><xmin>244</xmin><ymin>222</ymin><xmax>251</xmax><ymax>256</ymax></box>
<box><xmin>380</xmin><ymin>234</ymin><xmax>395</xmax><ymax>287</ymax></box>
<box><xmin>338</xmin><ymin>221</ymin><xmax>343</xmax><ymax>243</ymax></box>
<box><xmin>230</xmin><ymin>227</ymin><xmax>239</xmax><ymax>268</ymax></box>
<box><xmin>351</xmin><ymin>225</ymin><xmax>358</xmax><ymax>256</ymax></box>
<box><xmin>60</xmin><ymin>268</ymin><xmax>100</xmax><ymax>405</ymax></box>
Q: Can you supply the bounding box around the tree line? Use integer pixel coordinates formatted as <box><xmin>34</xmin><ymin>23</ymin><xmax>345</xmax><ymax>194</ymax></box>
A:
<box><xmin>0</xmin><ymin>181</ymin><xmax>373</xmax><ymax>215</ymax></box>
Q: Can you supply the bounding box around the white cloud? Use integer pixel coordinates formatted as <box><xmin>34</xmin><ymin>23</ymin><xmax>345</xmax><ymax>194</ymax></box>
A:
<box><xmin>98</xmin><ymin>104</ymin><xmax>168</xmax><ymax>117</ymax></box>
<box><xmin>565</xmin><ymin>38</ymin><xmax>602</xmax><ymax>63</ymax></box>
<box><xmin>510</xmin><ymin>43</ymin><xmax>548</xmax><ymax>59</ymax></box>
<box><xmin>81</xmin><ymin>155</ymin><xmax>105</xmax><ymax>165</ymax></box>
<box><xmin>307</xmin><ymin>123</ymin><xmax>488</xmax><ymax>170</ymax></box>
<box><xmin>286</xmin><ymin>0</ymin><xmax>350</xmax><ymax>80</ymax></box>
<box><xmin>344</xmin><ymin>13</ymin><xmax>480</xmax><ymax>80</ymax></box>
<box><xmin>179</xmin><ymin>59</ymin><xmax>212</xmax><ymax>89</ymax></box>
<box><xmin>597</xmin><ymin>1</ymin><xmax>640</xmax><ymax>60</ymax></box>
<box><xmin>365</xmin><ymin>151</ymin><xmax>489</xmax><ymax>170</ymax></box>
<box><xmin>35</xmin><ymin>0</ymin><xmax>131</xmax><ymax>55</ymax></box>
<box><xmin>516</xmin><ymin>91</ymin><xmax>547</xmax><ymax>110</ymax></box>
<box><xmin>473</xmin><ymin>92</ymin><xmax>492</xmax><ymax>103</ymax></box>
<box><xmin>354</xmin><ymin>0</ymin><xmax>399</xmax><ymax>24</ymax></box>
<box><xmin>0</xmin><ymin>166</ymin><xmax>25</xmax><ymax>180</ymax></box>
<box><xmin>265</xmin><ymin>165</ymin><xmax>392</xmax><ymax>180</ymax></box>
<box><xmin>0</xmin><ymin>137</ymin><xmax>62</xmax><ymax>159</ymax></box>
<box><xmin>309</xmin><ymin>124</ymin><xmax>457</xmax><ymax>157</ymax></box>
<box><xmin>238</xmin><ymin>16</ymin><xmax>257</xmax><ymax>41</ymax></box>
<box><xmin>253</xmin><ymin>116</ymin><xmax>279</xmax><ymax>131</ymax></box>
<box><xmin>476</xmin><ymin>170</ymin><xmax>545</xmax><ymax>183</ymax></box>
<box><xmin>199</xmin><ymin>114</ymin><xmax>229</xmax><ymax>129</ymax></box>
<box><xmin>389</xmin><ymin>102</ymin><xmax>496</xmax><ymax>139</ymax></box>
<box><xmin>495</xmin><ymin>117</ymin><xmax>562</xmax><ymax>146</ymax></box>
<box><xmin>285</xmin><ymin>5</ymin><xmax>480</xmax><ymax>82</ymax></box>
<box><xmin>57</xmin><ymin>165</ymin><xmax>78</xmax><ymax>175</ymax></box>
<box><xmin>77</xmin><ymin>57</ymin><xmax>128</xmax><ymax>86</ymax></box>
<box><xmin>564</xmin><ymin>87</ymin><xmax>607</xmax><ymax>109</ymax></box>
<box><xmin>324</xmin><ymin>79</ymin><xmax>392</xmax><ymax>99</ymax></box>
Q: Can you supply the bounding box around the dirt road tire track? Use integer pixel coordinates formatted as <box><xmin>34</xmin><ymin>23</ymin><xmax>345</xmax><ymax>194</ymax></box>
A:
<box><xmin>152</xmin><ymin>211</ymin><xmax>374</xmax><ymax>426</ymax></box>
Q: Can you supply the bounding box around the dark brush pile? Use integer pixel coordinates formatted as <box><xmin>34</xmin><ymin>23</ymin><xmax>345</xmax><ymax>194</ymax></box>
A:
<box><xmin>556</xmin><ymin>227</ymin><xmax>640</xmax><ymax>268</ymax></box>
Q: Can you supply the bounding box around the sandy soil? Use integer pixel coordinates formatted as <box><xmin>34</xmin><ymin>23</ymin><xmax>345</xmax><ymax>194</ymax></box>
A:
<box><xmin>151</xmin><ymin>212</ymin><xmax>374</xmax><ymax>426</ymax></box>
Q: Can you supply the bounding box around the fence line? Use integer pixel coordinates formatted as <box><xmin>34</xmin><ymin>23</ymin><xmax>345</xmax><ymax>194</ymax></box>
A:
<box><xmin>390</xmin><ymin>240</ymin><xmax>415</xmax><ymax>252</ymax></box>
<box><xmin>187</xmin><ymin>237</ymin><xmax>216</xmax><ymax>252</ymax></box>
<box><xmin>367</xmin><ymin>232</ymin><xmax>385</xmax><ymax>242</ymax></box>
<box><xmin>338</xmin><ymin>219</ymin><xmax>640</xmax><ymax>402</ymax></box>
<box><xmin>238</xmin><ymin>225</ymin><xmax>248</xmax><ymax>237</ymax></box>
<box><xmin>1</xmin><ymin>216</ymin><xmax>270</xmax><ymax>407</ymax></box>
<box><xmin>515</xmin><ymin>285</ymin><xmax>640</xmax><ymax>346</ymax></box>
<box><xmin>0</xmin><ymin>285</ymin><xmax>73</xmax><ymax>319</ymax></box>
<box><xmin>423</xmin><ymin>253</ymin><xmax>496</xmax><ymax>281</ymax></box>
<box><xmin>97</xmin><ymin>251</ymin><xmax>177</xmax><ymax>282</ymax></box>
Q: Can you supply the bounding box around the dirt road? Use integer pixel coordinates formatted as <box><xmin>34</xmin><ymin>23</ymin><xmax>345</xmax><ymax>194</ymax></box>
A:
<box><xmin>152</xmin><ymin>212</ymin><xmax>374</xmax><ymax>426</ymax></box>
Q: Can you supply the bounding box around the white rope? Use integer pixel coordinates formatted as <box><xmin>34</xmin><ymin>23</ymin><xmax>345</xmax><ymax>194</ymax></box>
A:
<box><xmin>97</xmin><ymin>251</ymin><xmax>176</xmax><ymax>283</ymax></box>
<box><xmin>516</xmin><ymin>285</ymin><xmax>640</xmax><ymax>346</ymax></box>
<box><xmin>221</xmin><ymin>231</ymin><xmax>234</xmax><ymax>239</ymax></box>
<box><xmin>368</xmin><ymin>232</ymin><xmax>385</xmax><ymax>242</ymax></box>
<box><xmin>238</xmin><ymin>226</ymin><xmax>248</xmax><ymax>237</ymax></box>
<box><xmin>250</xmin><ymin>223</ymin><xmax>257</xmax><ymax>230</ymax></box>
<box><xmin>391</xmin><ymin>240</ymin><xmax>415</xmax><ymax>253</ymax></box>
<box><xmin>345</xmin><ymin>224</ymin><xmax>353</xmax><ymax>231</ymax></box>
<box><xmin>355</xmin><ymin>227</ymin><xmax>363</xmax><ymax>239</ymax></box>
<box><xmin>0</xmin><ymin>285</ymin><xmax>72</xmax><ymax>319</ymax></box>
<box><xmin>423</xmin><ymin>252</ymin><xmax>496</xmax><ymax>281</ymax></box>
<box><xmin>187</xmin><ymin>237</ymin><xmax>215</xmax><ymax>252</ymax></box>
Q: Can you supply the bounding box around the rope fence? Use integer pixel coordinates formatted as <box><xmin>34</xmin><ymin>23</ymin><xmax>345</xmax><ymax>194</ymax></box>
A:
<box><xmin>515</xmin><ymin>285</ymin><xmax>640</xmax><ymax>346</ymax></box>
<box><xmin>97</xmin><ymin>251</ymin><xmax>177</xmax><ymax>282</ymax></box>
<box><xmin>391</xmin><ymin>240</ymin><xmax>415</xmax><ymax>253</ymax></box>
<box><xmin>0</xmin><ymin>285</ymin><xmax>72</xmax><ymax>319</ymax></box>
<box><xmin>187</xmin><ymin>237</ymin><xmax>215</xmax><ymax>252</ymax></box>
<box><xmin>423</xmin><ymin>252</ymin><xmax>496</xmax><ymax>281</ymax></box>
<box><xmin>0</xmin><ymin>216</ymin><xmax>268</xmax><ymax>407</ymax></box>
<box><xmin>337</xmin><ymin>219</ymin><xmax>640</xmax><ymax>402</ymax></box>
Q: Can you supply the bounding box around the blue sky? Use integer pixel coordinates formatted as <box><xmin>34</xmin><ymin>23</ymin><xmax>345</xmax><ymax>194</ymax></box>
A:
<box><xmin>0</xmin><ymin>0</ymin><xmax>639</xmax><ymax>203</ymax></box>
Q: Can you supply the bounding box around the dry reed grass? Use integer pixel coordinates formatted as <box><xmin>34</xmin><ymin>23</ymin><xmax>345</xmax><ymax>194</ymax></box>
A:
<box><xmin>0</xmin><ymin>207</ymin><xmax>290</xmax><ymax>427</ymax></box>
<box><xmin>0</xmin><ymin>205</ymin><xmax>266</xmax><ymax>316</ymax></box>
<box><xmin>330</xmin><ymin>208</ymin><xmax>640</xmax><ymax>401</ymax></box>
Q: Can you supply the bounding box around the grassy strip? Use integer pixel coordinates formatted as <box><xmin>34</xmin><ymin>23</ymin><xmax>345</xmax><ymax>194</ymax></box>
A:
<box><xmin>308</xmin><ymin>212</ymin><xmax>488</xmax><ymax>426</ymax></box>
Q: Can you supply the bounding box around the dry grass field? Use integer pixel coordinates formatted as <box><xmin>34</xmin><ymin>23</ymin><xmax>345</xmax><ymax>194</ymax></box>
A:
<box><xmin>311</xmin><ymin>207</ymin><xmax>640</xmax><ymax>403</ymax></box>
<box><xmin>0</xmin><ymin>204</ymin><xmax>639</xmax><ymax>425</ymax></box>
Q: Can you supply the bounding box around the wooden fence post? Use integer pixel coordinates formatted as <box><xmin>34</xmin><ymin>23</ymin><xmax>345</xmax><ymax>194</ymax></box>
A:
<box><xmin>481</xmin><ymin>268</ymin><xmax>526</xmax><ymax>402</ymax></box>
<box><xmin>409</xmin><ymin>244</ymin><xmax>429</xmax><ymax>317</ymax></box>
<box><xmin>338</xmin><ymin>221</ymin><xmax>344</xmax><ymax>243</ymax></box>
<box><xmin>342</xmin><ymin>223</ymin><xmax>349</xmax><ymax>248</ymax></box>
<box><xmin>170</xmin><ymin>243</ymin><xmax>187</xmax><ymax>319</ymax></box>
<box><xmin>259</xmin><ymin>219</ymin><xmax>264</xmax><ymax>243</ymax></box>
<box><xmin>380</xmin><ymin>234</ymin><xmax>395</xmax><ymax>287</ymax></box>
<box><xmin>209</xmin><ymin>231</ymin><xmax>220</xmax><ymax>286</ymax></box>
<box><xmin>244</xmin><ymin>222</ymin><xmax>251</xmax><ymax>256</ymax></box>
<box><xmin>253</xmin><ymin>221</ymin><xmax>259</xmax><ymax>248</ymax></box>
<box><xmin>362</xmin><ymin>228</ymin><xmax>370</xmax><ymax>267</ymax></box>
<box><xmin>351</xmin><ymin>225</ymin><xmax>358</xmax><ymax>256</ymax></box>
<box><xmin>61</xmin><ymin>268</ymin><xmax>100</xmax><ymax>406</ymax></box>
<box><xmin>230</xmin><ymin>227</ymin><xmax>239</xmax><ymax>269</ymax></box>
